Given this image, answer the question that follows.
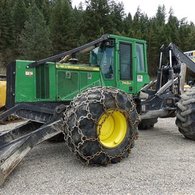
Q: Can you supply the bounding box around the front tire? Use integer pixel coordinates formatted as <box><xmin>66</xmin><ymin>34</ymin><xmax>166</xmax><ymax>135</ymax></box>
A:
<box><xmin>63</xmin><ymin>87</ymin><xmax>139</xmax><ymax>165</ymax></box>
<box><xmin>176</xmin><ymin>87</ymin><xmax>195</xmax><ymax>140</ymax></box>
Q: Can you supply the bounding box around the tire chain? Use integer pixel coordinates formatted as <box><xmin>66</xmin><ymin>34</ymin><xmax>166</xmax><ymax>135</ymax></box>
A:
<box><xmin>62</xmin><ymin>87</ymin><xmax>140</xmax><ymax>165</ymax></box>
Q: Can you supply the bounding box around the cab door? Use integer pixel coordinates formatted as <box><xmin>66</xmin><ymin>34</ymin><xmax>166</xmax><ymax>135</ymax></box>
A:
<box><xmin>117</xmin><ymin>41</ymin><xmax>136</xmax><ymax>94</ymax></box>
<box><xmin>135</xmin><ymin>42</ymin><xmax>150</xmax><ymax>92</ymax></box>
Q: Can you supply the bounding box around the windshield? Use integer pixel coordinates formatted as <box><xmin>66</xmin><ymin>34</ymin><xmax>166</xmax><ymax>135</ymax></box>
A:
<box><xmin>91</xmin><ymin>46</ymin><xmax>114</xmax><ymax>79</ymax></box>
<box><xmin>90</xmin><ymin>47</ymin><xmax>100</xmax><ymax>65</ymax></box>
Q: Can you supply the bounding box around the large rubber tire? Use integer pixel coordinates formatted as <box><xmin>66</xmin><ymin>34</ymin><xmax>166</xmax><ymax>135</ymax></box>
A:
<box><xmin>138</xmin><ymin>118</ymin><xmax>158</xmax><ymax>130</ymax></box>
<box><xmin>63</xmin><ymin>87</ymin><xmax>139</xmax><ymax>165</ymax></box>
<box><xmin>176</xmin><ymin>87</ymin><xmax>195</xmax><ymax>140</ymax></box>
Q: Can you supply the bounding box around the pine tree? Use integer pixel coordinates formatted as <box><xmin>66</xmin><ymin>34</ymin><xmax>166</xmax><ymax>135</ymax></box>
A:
<box><xmin>156</xmin><ymin>5</ymin><xmax>166</xmax><ymax>25</ymax></box>
<box><xmin>184</xmin><ymin>23</ymin><xmax>195</xmax><ymax>51</ymax></box>
<box><xmin>128</xmin><ymin>7</ymin><xmax>149</xmax><ymax>39</ymax></box>
<box><xmin>123</xmin><ymin>13</ymin><xmax>133</xmax><ymax>35</ymax></box>
<box><xmin>12</xmin><ymin>0</ymin><xmax>27</xmax><ymax>49</ymax></box>
<box><xmin>166</xmin><ymin>8</ymin><xmax>180</xmax><ymax>45</ymax></box>
<box><xmin>71</xmin><ymin>7</ymin><xmax>85</xmax><ymax>46</ymax></box>
<box><xmin>0</xmin><ymin>0</ymin><xmax>14</xmax><ymax>51</ymax></box>
<box><xmin>82</xmin><ymin>0</ymin><xmax>113</xmax><ymax>40</ymax></box>
<box><xmin>19</xmin><ymin>2</ymin><xmax>52</xmax><ymax>60</ymax></box>
<box><xmin>110</xmin><ymin>1</ymin><xmax>125</xmax><ymax>34</ymax></box>
<box><xmin>0</xmin><ymin>0</ymin><xmax>15</xmax><ymax>67</ymax></box>
<box><xmin>178</xmin><ymin>18</ymin><xmax>191</xmax><ymax>50</ymax></box>
<box><xmin>146</xmin><ymin>6</ymin><xmax>167</xmax><ymax>75</ymax></box>
<box><xmin>35</xmin><ymin>0</ymin><xmax>52</xmax><ymax>24</ymax></box>
<box><xmin>50</xmin><ymin>0</ymin><xmax>73</xmax><ymax>53</ymax></box>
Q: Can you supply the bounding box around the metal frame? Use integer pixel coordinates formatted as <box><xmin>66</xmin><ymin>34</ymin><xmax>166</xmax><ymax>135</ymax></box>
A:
<box><xmin>169</xmin><ymin>43</ymin><xmax>195</xmax><ymax>72</ymax></box>
<box><xmin>28</xmin><ymin>34</ymin><xmax>109</xmax><ymax>68</ymax></box>
<box><xmin>0</xmin><ymin>119</ymin><xmax>62</xmax><ymax>185</ymax></box>
<box><xmin>0</xmin><ymin>102</ymin><xmax>66</xmax><ymax>185</ymax></box>
<box><xmin>140</xmin><ymin>43</ymin><xmax>195</xmax><ymax>120</ymax></box>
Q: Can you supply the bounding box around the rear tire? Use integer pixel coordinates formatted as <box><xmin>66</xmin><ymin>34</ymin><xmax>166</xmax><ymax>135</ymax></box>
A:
<box><xmin>138</xmin><ymin>118</ymin><xmax>158</xmax><ymax>130</ymax></box>
<box><xmin>176</xmin><ymin>87</ymin><xmax>195</xmax><ymax>140</ymax></box>
<box><xmin>63</xmin><ymin>87</ymin><xmax>139</xmax><ymax>165</ymax></box>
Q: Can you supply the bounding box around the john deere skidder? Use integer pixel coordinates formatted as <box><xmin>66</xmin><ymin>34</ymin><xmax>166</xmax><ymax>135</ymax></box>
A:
<box><xmin>0</xmin><ymin>34</ymin><xmax>194</xmax><ymax>185</ymax></box>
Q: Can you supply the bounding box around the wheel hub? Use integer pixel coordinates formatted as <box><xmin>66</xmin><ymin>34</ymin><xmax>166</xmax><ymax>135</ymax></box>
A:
<box><xmin>97</xmin><ymin>110</ymin><xmax>127</xmax><ymax>148</ymax></box>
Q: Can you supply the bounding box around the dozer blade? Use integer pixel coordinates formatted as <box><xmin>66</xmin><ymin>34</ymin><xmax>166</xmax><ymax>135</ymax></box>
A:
<box><xmin>0</xmin><ymin>120</ymin><xmax>62</xmax><ymax>186</ymax></box>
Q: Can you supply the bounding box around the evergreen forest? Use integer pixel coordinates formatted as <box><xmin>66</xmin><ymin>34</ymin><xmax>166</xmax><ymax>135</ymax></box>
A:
<box><xmin>1</xmin><ymin>0</ymin><xmax>195</xmax><ymax>75</ymax></box>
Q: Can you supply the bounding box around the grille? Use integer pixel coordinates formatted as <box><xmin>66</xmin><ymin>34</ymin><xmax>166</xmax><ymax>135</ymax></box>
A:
<box><xmin>36</xmin><ymin>65</ymin><xmax>49</xmax><ymax>99</ymax></box>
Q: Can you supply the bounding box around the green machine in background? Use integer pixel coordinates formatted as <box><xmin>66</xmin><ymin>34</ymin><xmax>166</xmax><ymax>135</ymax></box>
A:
<box><xmin>0</xmin><ymin>34</ymin><xmax>195</xmax><ymax>185</ymax></box>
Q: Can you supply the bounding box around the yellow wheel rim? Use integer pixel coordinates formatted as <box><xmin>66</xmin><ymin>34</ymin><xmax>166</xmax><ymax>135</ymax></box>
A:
<box><xmin>97</xmin><ymin>110</ymin><xmax>127</xmax><ymax>148</ymax></box>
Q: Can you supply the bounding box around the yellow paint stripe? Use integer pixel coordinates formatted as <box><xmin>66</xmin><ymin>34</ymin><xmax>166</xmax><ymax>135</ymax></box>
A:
<box><xmin>56</xmin><ymin>64</ymin><xmax>100</xmax><ymax>71</ymax></box>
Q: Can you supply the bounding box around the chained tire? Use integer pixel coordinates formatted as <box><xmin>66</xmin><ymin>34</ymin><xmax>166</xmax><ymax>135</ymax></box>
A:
<box><xmin>138</xmin><ymin>118</ymin><xmax>158</xmax><ymax>130</ymax></box>
<box><xmin>63</xmin><ymin>87</ymin><xmax>139</xmax><ymax>165</ymax></box>
<box><xmin>176</xmin><ymin>87</ymin><xmax>195</xmax><ymax>140</ymax></box>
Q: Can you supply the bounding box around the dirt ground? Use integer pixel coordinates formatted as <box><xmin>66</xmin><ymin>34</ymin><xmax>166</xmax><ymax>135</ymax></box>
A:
<box><xmin>0</xmin><ymin>118</ymin><xmax>195</xmax><ymax>195</ymax></box>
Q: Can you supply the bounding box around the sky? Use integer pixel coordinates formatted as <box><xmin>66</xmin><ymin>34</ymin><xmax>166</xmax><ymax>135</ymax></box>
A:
<box><xmin>72</xmin><ymin>0</ymin><xmax>195</xmax><ymax>23</ymax></box>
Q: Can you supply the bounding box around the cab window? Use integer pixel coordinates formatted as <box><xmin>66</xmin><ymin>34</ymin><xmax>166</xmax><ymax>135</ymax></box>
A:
<box><xmin>136</xmin><ymin>43</ymin><xmax>145</xmax><ymax>72</ymax></box>
<box><xmin>90</xmin><ymin>47</ymin><xmax>99</xmax><ymax>65</ymax></box>
<box><xmin>120</xmin><ymin>43</ymin><xmax>132</xmax><ymax>80</ymax></box>
<box><xmin>99</xmin><ymin>47</ymin><xmax>114</xmax><ymax>79</ymax></box>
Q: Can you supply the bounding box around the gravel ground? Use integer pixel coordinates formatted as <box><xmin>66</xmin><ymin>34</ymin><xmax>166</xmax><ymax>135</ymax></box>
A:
<box><xmin>0</xmin><ymin>118</ymin><xmax>195</xmax><ymax>195</ymax></box>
